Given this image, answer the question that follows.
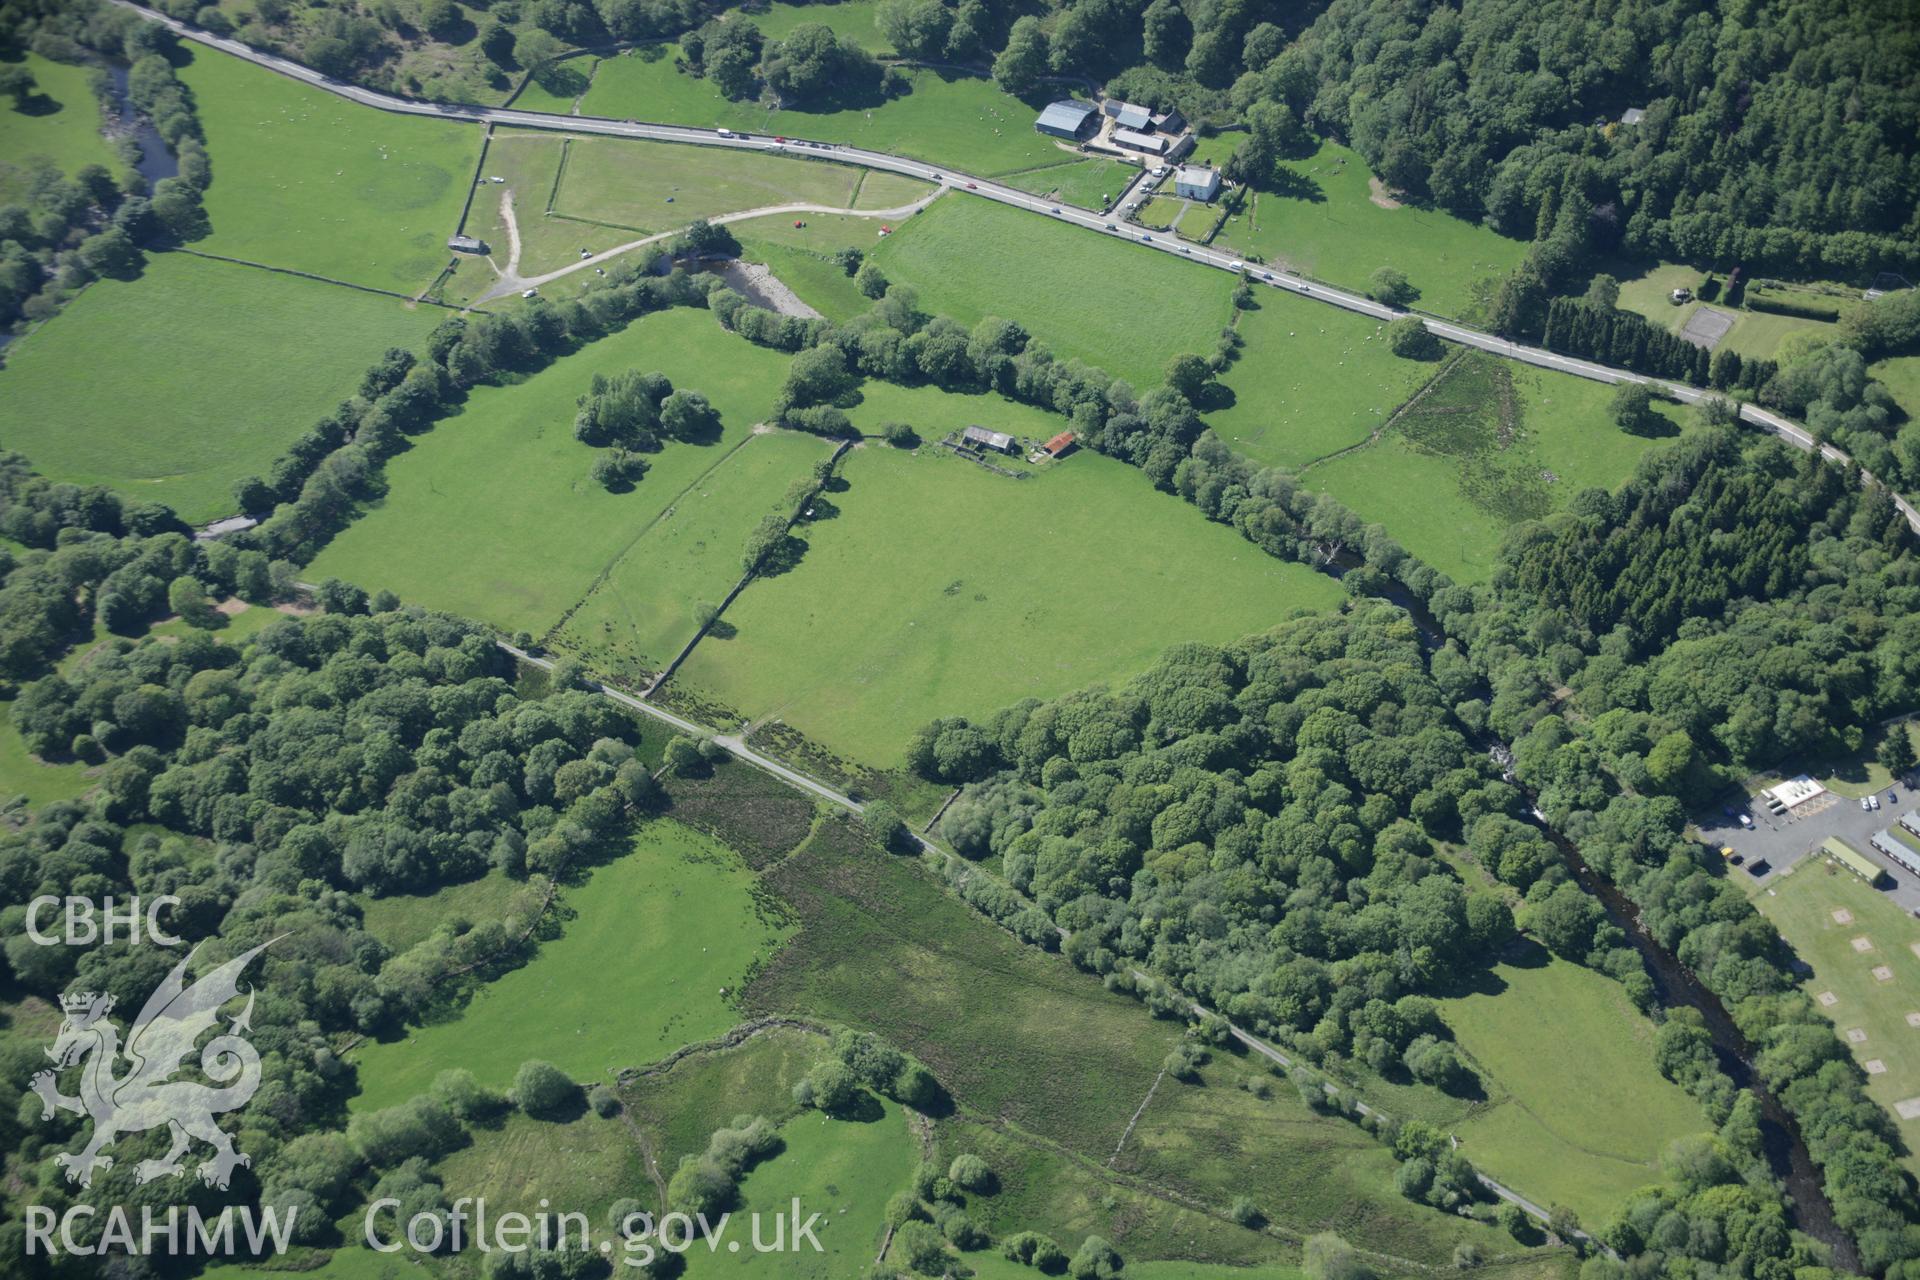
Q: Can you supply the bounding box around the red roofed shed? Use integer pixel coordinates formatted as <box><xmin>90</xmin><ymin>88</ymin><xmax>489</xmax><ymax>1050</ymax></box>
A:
<box><xmin>1044</xmin><ymin>431</ymin><xmax>1077</xmax><ymax>457</ymax></box>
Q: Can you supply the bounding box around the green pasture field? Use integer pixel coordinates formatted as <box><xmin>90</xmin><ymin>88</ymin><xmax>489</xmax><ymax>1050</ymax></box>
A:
<box><xmin>0</xmin><ymin>253</ymin><xmax>441</xmax><ymax>524</ymax></box>
<box><xmin>1871</xmin><ymin>354</ymin><xmax>1920</xmax><ymax>424</ymax></box>
<box><xmin>1305</xmin><ymin>353</ymin><xmax>1690</xmax><ymax>583</ymax></box>
<box><xmin>734</xmin><ymin>235</ymin><xmax>873</xmax><ymax>319</ymax></box>
<box><xmin>749</xmin><ymin>0</ymin><xmax>893</xmax><ymax>52</ymax></box>
<box><xmin>348</xmin><ymin>819</ymin><xmax>789</xmax><ymax>1110</ymax></box>
<box><xmin>872</xmin><ymin>195</ymin><xmax>1238</xmax><ymax>386</ymax></box>
<box><xmin>0</xmin><ymin>703</ymin><xmax>94</xmax><ymax>809</ymax></box>
<box><xmin>551</xmin><ymin>429</ymin><xmax>835</xmax><ymax>683</ymax></box>
<box><xmin>1207</xmin><ymin>291</ymin><xmax>1437</xmax><ymax>467</ymax></box>
<box><xmin>309</xmin><ymin>308</ymin><xmax>793</xmax><ymax>636</ymax></box>
<box><xmin>435</xmin><ymin>1109</ymin><xmax>648</xmax><ymax>1225</ymax></box>
<box><xmin>1217</xmin><ymin>140</ymin><xmax>1526</xmax><ymax>320</ymax></box>
<box><xmin>675</xmin><ymin>443</ymin><xmax>1343</xmax><ymax>767</ymax></box>
<box><xmin>1002</xmin><ymin>156</ymin><xmax>1133</xmax><ymax>210</ymax></box>
<box><xmin>0</xmin><ymin>53</ymin><xmax>121</xmax><ymax>204</ymax></box>
<box><xmin>475</xmin><ymin>130</ymin><xmax>932</xmax><ymax>280</ymax></box>
<box><xmin>939</xmin><ymin>1117</ymin><xmax>1294</xmax><ymax>1270</ymax></box>
<box><xmin>355</xmin><ymin>870</ymin><xmax>527</xmax><ymax>952</ymax></box>
<box><xmin>1612</xmin><ymin>262</ymin><xmax>1857</xmax><ymax>362</ymax></box>
<box><xmin>686</xmin><ymin>1101</ymin><xmax>917</xmax><ymax>1277</ymax></box>
<box><xmin>1749</xmin><ymin>859</ymin><xmax>1920</xmax><ymax>1176</ymax></box>
<box><xmin>1113</xmin><ymin>1051</ymin><xmax>1534</xmax><ymax>1269</ymax></box>
<box><xmin>621</xmin><ymin>1023</ymin><xmax>822</xmax><ymax>1171</ymax></box>
<box><xmin>509</xmin><ymin>67</ymin><xmax>589</xmax><ymax>115</ymax></box>
<box><xmin>1442</xmin><ymin>952</ymin><xmax>1709</xmax><ymax>1223</ymax></box>
<box><xmin>746</xmin><ymin>816</ymin><xmax>1185</xmax><ymax>1156</ymax></box>
<box><xmin>583</xmin><ymin>53</ymin><xmax>1100</xmax><ymax>181</ymax></box>
<box><xmin>180</xmin><ymin>49</ymin><xmax>483</xmax><ymax>293</ymax></box>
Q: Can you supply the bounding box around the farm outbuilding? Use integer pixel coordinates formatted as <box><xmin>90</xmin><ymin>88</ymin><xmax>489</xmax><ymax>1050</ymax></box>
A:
<box><xmin>447</xmin><ymin>234</ymin><xmax>488</xmax><ymax>254</ymax></box>
<box><xmin>1035</xmin><ymin>100</ymin><xmax>1098</xmax><ymax>140</ymax></box>
<box><xmin>1822</xmin><ymin>836</ymin><xmax>1886</xmax><ymax>886</ymax></box>
<box><xmin>1103</xmin><ymin>100</ymin><xmax>1152</xmax><ymax>131</ymax></box>
<box><xmin>1174</xmin><ymin>165</ymin><xmax>1221</xmax><ymax>201</ymax></box>
<box><xmin>1113</xmin><ymin>128</ymin><xmax>1170</xmax><ymax>156</ymax></box>
<box><xmin>964</xmin><ymin>425</ymin><xmax>1016</xmax><ymax>454</ymax></box>
<box><xmin>1043</xmin><ymin>431</ymin><xmax>1076</xmax><ymax>458</ymax></box>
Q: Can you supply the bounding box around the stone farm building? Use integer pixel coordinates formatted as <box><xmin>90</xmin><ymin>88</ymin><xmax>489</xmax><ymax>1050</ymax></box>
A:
<box><xmin>1034</xmin><ymin>100</ymin><xmax>1098</xmax><ymax>141</ymax></box>
<box><xmin>448</xmin><ymin>234</ymin><xmax>487</xmax><ymax>254</ymax></box>
<box><xmin>964</xmin><ymin>426</ymin><xmax>1016</xmax><ymax>454</ymax></box>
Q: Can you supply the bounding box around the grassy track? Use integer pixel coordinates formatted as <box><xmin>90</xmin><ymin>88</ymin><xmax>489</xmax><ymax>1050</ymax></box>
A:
<box><xmin>1750</xmin><ymin>860</ymin><xmax>1920</xmax><ymax>1177</ymax></box>
<box><xmin>582</xmin><ymin>53</ymin><xmax>1104</xmax><ymax>183</ymax></box>
<box><xmin>0</xmin><ymin>53</ymin><xmax>120</xmax><ymax>202</ymax></box>
<box><xmin>943</xmin><ymin>1118</ymin><xmax>1295</xmax><ymax>1269</ymax></box>
<box><xmin>309</xmin><ymin>310</ymin><xmax>793</xmax><ymax>635</ymax></box>
<box><xmin>348</xmin><ymin>819</ymin><xmax>790</xmax><ymax>1110</ymax></box>
<box><xmin>1217</xmin><ymin>140</ymin><xmax>1526</xmax><ymax>321</ymax></box>
<box><xmin>1442</xmin><ymin>952</ymin><xmax>1709</xmax><ymax>1222</ymax></box>
<box><xmin>1206</xmin><ymin>292</ymin><xmax>1435</xmax><ymax>467</ymax></box>
<box><xmin>872</xmin><ymin>196</ymin><xmax>1236</xmax><ymax>386</ymax></box>
<box><xmin>475</xmin><ymin>131</ymin><xmax>932</xmax><ymax>280</ymax></box>
<box><xmin>181</xmin><ymin>49</ymin><xmax>482</xmax><ymax>293</ymax></box>
<box><xmin>0</xmin><ymin>254</ymin><xmax>441</xmax><ymax>523</ymax></box>
<box><xmin>676</xmin><ymin>444</ymin><xmax>1343</xmax><ymax>767</ymax></box>
<box><xmin>552</xmin><ymin>429</ymin><xmax>835</xmax><ymax>682</ymax></box>
<box><xmin>1306</xmin><ymin>353</ymin><xmax>1691</xmax><ymax>583</ymax></box>
<box><xmin>1114</xmin><ymin>1051</ymin><xmax>1532</xmax><ymax>1267</ymax></box>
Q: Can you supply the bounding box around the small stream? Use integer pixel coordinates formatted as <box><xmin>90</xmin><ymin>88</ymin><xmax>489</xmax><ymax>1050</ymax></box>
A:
<box><xmin>106</xmin><ymin>62</ymin><xmax>179</xmax><ymax>187</ymax></box>
<box><xmin>1317</xmin><ymin>547</ymin><xmax>1854</xmax><ymax>1264</ymax></box>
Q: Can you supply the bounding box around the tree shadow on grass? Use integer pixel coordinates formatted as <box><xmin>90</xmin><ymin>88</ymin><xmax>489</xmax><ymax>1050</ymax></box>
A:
<box><xmin>1265</xmin><ymin>166</ymin><xmax>1326</xmax><ymax>203</ymax></box>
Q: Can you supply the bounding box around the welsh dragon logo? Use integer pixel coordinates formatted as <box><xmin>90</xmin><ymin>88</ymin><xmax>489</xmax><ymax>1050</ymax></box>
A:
<box><xmin>30</xmin><ymin>940</ymin><xmax>274</xmax><ymax>1191</ymax></box>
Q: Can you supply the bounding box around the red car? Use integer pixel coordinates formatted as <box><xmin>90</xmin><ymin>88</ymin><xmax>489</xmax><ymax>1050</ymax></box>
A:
<box><xmin>774</xmin><ymin>136</ymin><xmax>787</xmax><ymax>143</ymax></box>
<box><xmin>964</xmin><ymin>182</ymin><xmax>977</xmax><ymax>190</ymax></box>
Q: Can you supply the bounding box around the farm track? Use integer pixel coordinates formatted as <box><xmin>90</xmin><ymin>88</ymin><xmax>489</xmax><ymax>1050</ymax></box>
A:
<box><xmin>111</xmin><ymin>0</ymin><xmax>1919</xmax><ymax>533</ymax></box>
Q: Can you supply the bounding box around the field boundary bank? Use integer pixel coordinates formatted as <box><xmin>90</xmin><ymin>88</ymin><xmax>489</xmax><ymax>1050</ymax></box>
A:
<box><xmin>494</xmin><ymin>640</ymin><xmax>1601</xmax><ymax>1246</ymax></box>
<box><xmin>646</xmin><ymin>436</ymin><xmax>854</xmax><ymax>697</ymax></box>
<box><xmin>454</xmin><ymin>123</ymin><xmax>495</xmax><ymax>237</ymax></box>
<box><xmin>113</xmin><ymin>0</ymin><xmax>1919</xmax><ymax>533</ymax></box>
<box><xmin>1299</xmin><ymin>345</ymin><xmax>1467</xmax><ymax>472</ymax></box>
<box><xmin>614</xmin><ymin>1015</ymin><xmax>830</xmax><ymax>1087</ymax></box>
<box><xmin>541</xmin><ymin>427</ymin><xmax>766</xmax><ymax>649</ymax></box>
<box><xmin>173</xmin><ymin>248</ymin><xmax>463</xmax><ymax>308</ymax></box>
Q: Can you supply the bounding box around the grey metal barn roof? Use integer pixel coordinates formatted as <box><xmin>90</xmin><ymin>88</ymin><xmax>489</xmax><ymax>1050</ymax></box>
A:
<box><xmin>1111</xmin><ymin>103</ymin><xmax>1151</xmax><ymax>130</ymax></box>
<box><xmin>963</xmin><ymin>426</ymin><xmax>1014</xmax><ymax>450</ymax></box>
<box><xmin>1035</xmin><ymin>101</ymin><xmax>1096</xmax><ymax>133</ymax></box>
<box><xmin>1112</xmin><ymin>128</ymin><xmax>1169</xmax><ymax>153</ymax></box>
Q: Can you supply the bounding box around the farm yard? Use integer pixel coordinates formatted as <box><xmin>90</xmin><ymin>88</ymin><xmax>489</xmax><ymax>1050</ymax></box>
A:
<box><xmin>180</xmin><ymin>48</ymin><xmax>482</xmax><ymax>293</ymax></box>
<box><xmin>1303</xmin><ymin>352</ymin><xmax>1691</xmax><ymax>582</ymax></box>
<box><xmin>1440</xmin><ymin>953</ymin><xmax>1709</xmax><ymax>1223</ymax></box>
<box><xmin>307</xmin><ymin>309</ymin><xmax>795</xmax><ymax>635</ymax></box>
<box><xmin>0</xmin><ymin>253</ymin><xmax>442</xmax><ymax>523</ymax></box>
<box><xmin>871</xmin><ymin>195</ymin><xmax>1237</xmax><ymax>385</ymax></box>
<box><xmin>671</xmin><ymin>443</ymin><xmax>1345</xmax><ymax>768</ymax></box>
<box><xmin>347</xmin><ymin>819</ymin><xmax>791</xmax><ymax>1111</ymax></box>
<box><xmin>1216</xmin><ymin>140</ymin><xmax>1528</xmax><ymax>320</ymax></box>
<box><xmin>1205</xmin><ymin>291</ymin><xmax>1437</xmax><ymax>468</ymax></box>
<box><xmin>1750</xmin><ymin>861</ymin><xmax>1920</xmax><ymax>1177</ymax></box>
